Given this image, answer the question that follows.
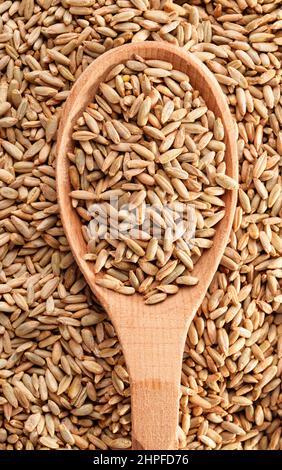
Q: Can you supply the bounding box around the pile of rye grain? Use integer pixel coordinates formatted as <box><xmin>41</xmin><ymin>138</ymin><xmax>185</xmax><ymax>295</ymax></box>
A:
<box><xmin>0</xmin><ymin>0</ymin><xmax>281</xmax><ymax>450</ymax></box>
<box><xmin>70</xmin><ymin>55</ymin><xmax>238</xmax><ymax>305</ymax></box>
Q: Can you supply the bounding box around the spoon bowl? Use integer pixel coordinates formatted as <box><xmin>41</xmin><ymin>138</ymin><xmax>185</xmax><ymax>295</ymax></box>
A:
<box><xmin>56</xmin><ymin>42</ymin><xmax>238</xmax><ymax>449</ymax></box>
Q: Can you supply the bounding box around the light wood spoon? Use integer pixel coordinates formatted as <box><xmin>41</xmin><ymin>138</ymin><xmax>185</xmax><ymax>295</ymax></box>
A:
<box><xmin>56</xmin><ymin>42</ymin><xmax>238</xmax><ymax>450</ymax></box>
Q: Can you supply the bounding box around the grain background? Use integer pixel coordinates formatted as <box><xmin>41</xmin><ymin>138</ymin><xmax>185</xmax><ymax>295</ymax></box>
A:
<box><xmin>0</xmin><ymin>0</ymin><xmax>281</xmax><ymax>450</ymax></box>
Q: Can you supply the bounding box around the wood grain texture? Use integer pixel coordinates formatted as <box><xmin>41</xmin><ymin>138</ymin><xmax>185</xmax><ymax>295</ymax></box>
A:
<box><xmin>56</xmin><ymin>42</ymin><xmax>238</xmax><ymax>450</ymax></box>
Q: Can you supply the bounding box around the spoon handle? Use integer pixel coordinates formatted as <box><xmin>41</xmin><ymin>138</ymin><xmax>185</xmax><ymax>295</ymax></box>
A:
<box><xmin>131</xmin><ymin>379</ymin><xmax>179</xmax><ymax>450</ymax></box>
<box><xmin>117</xmin><ymin>317</ymin><xmax>186</xmax><ymax>450</ymax></box>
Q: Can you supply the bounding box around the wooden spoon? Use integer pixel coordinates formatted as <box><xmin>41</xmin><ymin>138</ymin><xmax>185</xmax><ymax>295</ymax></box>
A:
<box><xmin>56</xmin><ymin>42</ymin><xmax>238</xmax><ymax>450</ymax></box>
